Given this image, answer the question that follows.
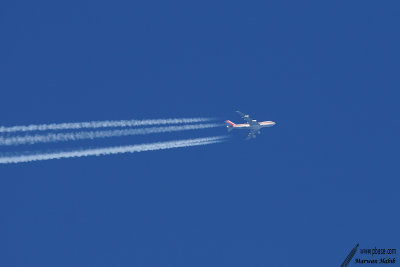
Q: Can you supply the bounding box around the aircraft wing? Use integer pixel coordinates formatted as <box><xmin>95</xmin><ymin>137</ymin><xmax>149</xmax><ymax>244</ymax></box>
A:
<box><xmin>236</xmin><ymin>110</ymin><xmax>257</xmax><ymax>125</ymax></box>
<box><xmin>245</xmin><ymin>129</ymin><xmax>257</xmax><ymax>140</ymax></box>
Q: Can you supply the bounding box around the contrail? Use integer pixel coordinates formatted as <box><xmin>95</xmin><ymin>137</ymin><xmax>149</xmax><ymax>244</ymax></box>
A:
<box><xmin>0</xmin><ymin>136</ymin><xmax>228</xmax><ymax>164</ymax></box>
<box><xmin>0</xmin><ymin>117</ymin><xmax>214</xmax><ymax>133</ymax></box>
<box><xmin>0</xmin><ymin>123</ymin><xmax>223</xmax><ymax>146</ymax></box>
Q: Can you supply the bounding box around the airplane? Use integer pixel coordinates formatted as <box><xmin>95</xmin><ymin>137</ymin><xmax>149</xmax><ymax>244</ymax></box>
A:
<box><xmin>225</xmin><ymin>111</ymin><xmax>276</xmax><ymax>140</ymax></box>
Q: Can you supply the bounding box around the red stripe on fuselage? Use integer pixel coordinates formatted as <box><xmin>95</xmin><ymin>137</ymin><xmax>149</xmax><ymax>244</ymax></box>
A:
<box><xmin>259</xmin><ymin>121</ymin><xmax>274</xmax><ymax>125</ymax></box>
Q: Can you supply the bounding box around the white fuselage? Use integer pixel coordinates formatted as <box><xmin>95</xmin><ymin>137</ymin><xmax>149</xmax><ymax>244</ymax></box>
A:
<box><xmin>230</xmin><ymin>121</ymin><xmax>276</xmax><ymax>131</ymax></box>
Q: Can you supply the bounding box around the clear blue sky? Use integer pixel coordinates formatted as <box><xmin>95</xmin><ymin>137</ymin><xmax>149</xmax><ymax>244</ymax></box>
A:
<box><xmin>1</xmin><ymin>1</ymin><xmax>399</xmax><ymax>266</ymax></box>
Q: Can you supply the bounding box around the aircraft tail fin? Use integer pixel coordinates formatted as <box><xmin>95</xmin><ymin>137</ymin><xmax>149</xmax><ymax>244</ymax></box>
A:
<box><xmin>225</xmin><ymin>120</ymin><xmax>235</xmax><ymax>132</ymax></box>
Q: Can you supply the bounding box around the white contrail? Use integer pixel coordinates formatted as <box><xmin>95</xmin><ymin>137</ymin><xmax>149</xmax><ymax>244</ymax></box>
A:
<box><xmin>0</xmin><ymin>123</ymin><xmax>223</xmax><ymax>146</ymax></box>
<box><xmin>0</xmin><ymin>136</ymin><xmax>228</xmax><ymax>164</ymax></box>
<box><xmin>0</xmin><ymin>117</ymin><xmax>215</xmax><ymax>133</ymax></box>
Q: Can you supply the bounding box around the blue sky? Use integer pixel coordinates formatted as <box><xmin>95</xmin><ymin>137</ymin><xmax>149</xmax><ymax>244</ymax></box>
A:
<box><xmin>0</xmin><ymin>1</ymin><xmax>399</xmax><ymax>266</ymax></box>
